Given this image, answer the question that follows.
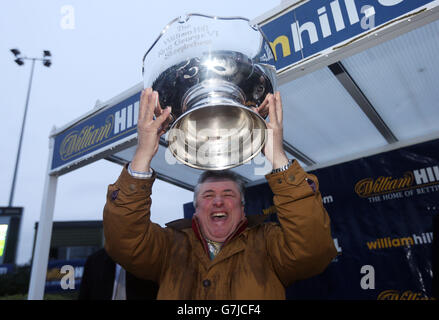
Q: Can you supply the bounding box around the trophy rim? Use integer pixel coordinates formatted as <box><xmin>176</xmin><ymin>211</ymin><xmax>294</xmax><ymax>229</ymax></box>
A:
<box><xmin>141</xmin><ymin>13</ymin><xmax>274</xmax><ymax>75</ymax></box>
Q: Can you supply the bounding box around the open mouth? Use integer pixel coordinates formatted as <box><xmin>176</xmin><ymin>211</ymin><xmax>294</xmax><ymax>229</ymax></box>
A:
<box><xmin>211</xmin><ymin>212</ymin><xmax>228</xmax><ymax>222</ymax></box>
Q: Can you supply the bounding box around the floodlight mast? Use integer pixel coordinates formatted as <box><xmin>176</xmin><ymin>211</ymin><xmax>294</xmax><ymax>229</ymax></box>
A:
<box><xmin>8</xmin><ymin>49</ymin><xmax>52</xmax><ymax>206</ymax></box>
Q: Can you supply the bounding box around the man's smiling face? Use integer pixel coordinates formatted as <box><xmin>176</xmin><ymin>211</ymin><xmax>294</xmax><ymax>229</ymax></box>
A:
<box><xmin>194</xmin><ymin>178</ymin><xmax>245</xmax><ymax>242</ymax></box>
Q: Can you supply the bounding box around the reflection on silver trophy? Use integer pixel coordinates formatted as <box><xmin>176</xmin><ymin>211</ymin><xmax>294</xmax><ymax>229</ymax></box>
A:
<box><xmin>142</xmin><ymin>14</ymin><xmax>276</xmax><ymax>170</ymax></box>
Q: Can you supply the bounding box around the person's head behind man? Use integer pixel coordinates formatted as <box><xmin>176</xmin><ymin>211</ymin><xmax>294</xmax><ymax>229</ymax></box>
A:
<box><xmin>193</xmin><ymin>171</ymin><xmax>246</xmax><ymax>243</ymax></box>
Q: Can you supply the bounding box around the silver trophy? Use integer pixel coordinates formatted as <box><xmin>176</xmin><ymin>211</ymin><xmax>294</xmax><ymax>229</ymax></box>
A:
<box><xmin>142</xmin><ymin>14</ymin><xmax>276</xmax><ymax>170</ymax></box>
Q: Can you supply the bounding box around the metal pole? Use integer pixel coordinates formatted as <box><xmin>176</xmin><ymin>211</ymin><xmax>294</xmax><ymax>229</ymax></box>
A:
<box><xmin>9</xmin><ymin>58</ymin><xmax>36</xmax><ymax>206</ymax></box>
<box><xmin>28</xmin><ymin>130</ymin><xmax>58</xmax><ymax>300</ymax></box>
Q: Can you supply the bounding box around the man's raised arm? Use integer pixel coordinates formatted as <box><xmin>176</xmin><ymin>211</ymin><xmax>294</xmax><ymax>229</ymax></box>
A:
<box><xmin>254</xmin><ymin>92</ymin><xmax>337</xmax><ymax>286</ymax></box>
<box><xmin>103</xmin><ymin>88</ymin><xmax>172</xmax><ymax>282</ymax></box>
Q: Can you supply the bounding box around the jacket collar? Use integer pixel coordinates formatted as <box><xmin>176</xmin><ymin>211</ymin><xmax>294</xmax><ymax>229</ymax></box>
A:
<box><xmin>165</xmin><ymin>214</ymin><xmax>271</xmax><ymax>256</ymax></box>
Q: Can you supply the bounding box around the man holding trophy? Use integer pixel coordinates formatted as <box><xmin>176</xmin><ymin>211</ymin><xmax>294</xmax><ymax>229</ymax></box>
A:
<box><xmin>103</xmin><ymin>14</ymin><xmax>336</xmax><ymax>299</ymax></box>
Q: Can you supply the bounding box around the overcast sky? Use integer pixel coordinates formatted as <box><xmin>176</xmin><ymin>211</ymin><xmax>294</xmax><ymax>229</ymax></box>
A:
<box><xmin>0</xmin><ymin>0</ymin><xmax>281</xmax><ymax>265</ymax></box>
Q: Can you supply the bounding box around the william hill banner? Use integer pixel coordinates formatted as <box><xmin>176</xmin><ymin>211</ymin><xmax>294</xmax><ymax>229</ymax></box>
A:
<box><xmin>51</xmin><ymin>91</ymin><xmax>141</xmax><ymax>172</ymax></box>
<box><xmin>260</xmin><ymin>0</ymin><xmax>437</xmax><ymax>72</ymax></box>
<box><xmin>285</xmin><ymin>138</ymin><xmax>438</xmax><ymax>300</ymax></box>
<box><xmin>183</xmin><ymin>139</ymin><xmax>438</xmax><ymax>299</ymax></box>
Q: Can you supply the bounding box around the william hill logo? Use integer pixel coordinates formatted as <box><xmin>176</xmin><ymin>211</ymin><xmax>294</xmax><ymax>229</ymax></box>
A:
<box><xmin>60</xmin><ymin>115</ymin><xmax>114</xmax><ymax>160</ymax></box>
<box><xmin>59</xmin><ymin>100</ymin><xmax>139</xmax><ymax>161</ymax></box>
<box><xmin>366</xmin><ymin>232</ymin><xmax>433</xmax><ymax>250</ymax></box>
<box><xmin>354</xmin><ymin>172</ymin><xmax>413</xmax><ymax>197</ymax></box>
<box><xmin>264</xmin><ymin>0</ymin><xmax>425</xmax><ymax>69</ymax></box>
<box><xmin>377</xmin><ymin>290</ymin><xmax>433</xmax><ymax>300</ymax></box>
<box><xmin>354</xmin><ymin>166</ymin><xmax>439</xmax><ymax>200</ymax></box>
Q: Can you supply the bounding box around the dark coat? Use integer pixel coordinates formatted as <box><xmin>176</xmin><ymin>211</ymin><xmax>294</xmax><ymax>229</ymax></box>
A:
<box><xmin>78</xmin><ymin>248</ymin><xmax>158</xmax><ymax>300</ymax></box>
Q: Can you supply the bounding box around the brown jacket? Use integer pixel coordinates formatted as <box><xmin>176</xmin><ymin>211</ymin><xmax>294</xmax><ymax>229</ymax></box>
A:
<box><xmin>103</xmin><ymin>161</ymin><xmax>337</xmax><ymax>299</ymax></box>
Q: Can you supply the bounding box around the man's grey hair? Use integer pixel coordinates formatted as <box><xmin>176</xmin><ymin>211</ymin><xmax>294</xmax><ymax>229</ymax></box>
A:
<box><xmin>193</xmin><ymin>170</ymin><xmax>246</xmax><ymax>208</ymax></box>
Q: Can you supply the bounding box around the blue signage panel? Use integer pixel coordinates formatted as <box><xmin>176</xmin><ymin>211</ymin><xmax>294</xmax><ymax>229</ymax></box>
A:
<box><xmin>263</xmin><ymin>139</ymin><xmax>438</xmax><ymax>299</ymax></box>
<box><xmin>261</xmin><ymin>0</ymin><xmax>436</xmax><ymax>71</ymax></box>
<box><xmin>51</xmin><ymin>92</ymin><xmax>141</xmax><ymax>171</ymax></box>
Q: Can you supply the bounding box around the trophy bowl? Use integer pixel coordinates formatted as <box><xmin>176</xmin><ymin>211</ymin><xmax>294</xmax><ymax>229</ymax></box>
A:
<box><xmin>142</xmin><ymin>13</ymin><xmax>276</xmax><ymax>170</ymax></box>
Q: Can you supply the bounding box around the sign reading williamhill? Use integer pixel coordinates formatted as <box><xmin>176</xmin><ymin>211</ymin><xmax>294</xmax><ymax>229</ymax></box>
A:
<box><xmin>261</xmin><ymin>0</ymin><xmax>437</xmax><ymax>71</ymax></box>
<box><xmin>51</xmin><ymin>91</ymin><xmax>141</xmax><ymax>172</ymax></box>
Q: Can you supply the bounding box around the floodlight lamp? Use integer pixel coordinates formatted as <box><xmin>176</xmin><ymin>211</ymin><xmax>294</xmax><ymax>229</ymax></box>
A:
<box><xmin>10</xmin><ymin>48</ymin><xmax>21</xmax><ymax>56</ymax></box>
<box><xmin>43</xmin><ymin>59</ymin><xmax>51</xmax><ymax>67</ymax></box>
<box><xmin>43</xmin><ymin>50</ymin><xmax>51</xmax><ymax>57</ymax></box>
<box><xmin>14</xmin><ymin>58</ymin><xmax>24</xmax><ymax>66</ymax></box>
